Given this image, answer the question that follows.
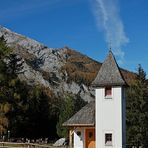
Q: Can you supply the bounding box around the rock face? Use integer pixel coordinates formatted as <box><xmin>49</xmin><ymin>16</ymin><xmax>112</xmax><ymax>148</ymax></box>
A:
<box><xmin>0</xmin><ymin>26</ymin><xmax>136</xmax><ymax>102</ymax></box>
<box><xmin>53</xmin><ymin>138</ymin><xmax>66</xmax><ymax>147</ymax></box>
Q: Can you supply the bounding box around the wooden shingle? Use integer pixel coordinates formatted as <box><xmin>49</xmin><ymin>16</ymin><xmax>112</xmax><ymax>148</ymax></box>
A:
<box><xmin>63</xmin><ymin>101</ymin><xmax>95</xmax><ymax>126</ymax></box>
<box><xmin>92</xmin><ymin>50</ymin><xmax>126</xmax><ymax>87</ymax></box>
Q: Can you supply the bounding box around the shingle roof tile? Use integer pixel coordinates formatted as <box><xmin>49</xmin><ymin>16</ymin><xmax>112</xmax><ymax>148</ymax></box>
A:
<box><xmin>92</xmin><ymin>50</ymin><xmax>126</xmax><ymax>87</ymax></box>
<box><xmin>63</xmin><ymin>101</ymin><xmax>95</xmax><ymax>126</ymax></box>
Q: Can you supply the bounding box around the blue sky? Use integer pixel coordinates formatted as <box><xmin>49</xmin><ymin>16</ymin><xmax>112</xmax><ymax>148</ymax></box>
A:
<box><xmin>0</xmin><ymin>0</ymin><xmax>148</xmax><ymax>75</ymax></box>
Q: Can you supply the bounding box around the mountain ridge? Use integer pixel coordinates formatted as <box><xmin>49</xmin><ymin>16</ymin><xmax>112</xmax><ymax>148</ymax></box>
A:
<box><xmin>0</xmin><ymin>25</ymin><xmax>136</xmax><ymax>102</ymax></box>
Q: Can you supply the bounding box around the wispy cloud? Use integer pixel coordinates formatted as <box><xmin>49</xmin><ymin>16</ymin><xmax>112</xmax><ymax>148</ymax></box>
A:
<box><xmin>92</xmin><ymin>0</ymin><xmax>129</xmax><ymax>63</ymax></box>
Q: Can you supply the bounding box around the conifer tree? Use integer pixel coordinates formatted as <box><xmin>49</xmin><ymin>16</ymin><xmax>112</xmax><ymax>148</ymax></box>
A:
<box><xmin>56</xmin><ymin>94</ymin><xmax>75</xmax><ymax>138</ymax></box>
<box><xmin>0</xmin><ymin>36</ymin><xmax>12</xmax><ymax>136</ymax></box>
<box><xmin>0</xmin><ymin>36</ymin><xmax>24</xmax><ymax>137</ymax></box>
<box><xmin>56</xmin><ymin>94</ymin><xmax>86</xmax><ymax>138</ymax></box>
<box><xmin>126</xmin><ymin>65</ymin><xmax>148</xmax><ymax>147</ymax></box>
<box><xmin>6</xmin><ymin>54</ymin><xmax>24</xmax><ymax>77</ymax></box>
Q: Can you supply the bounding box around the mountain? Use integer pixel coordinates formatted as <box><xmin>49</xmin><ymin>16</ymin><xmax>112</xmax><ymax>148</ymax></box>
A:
<box><xmin>0</xmin><ymin>26</ymin><xmax>136</xmax><ymax>102</ymax></box>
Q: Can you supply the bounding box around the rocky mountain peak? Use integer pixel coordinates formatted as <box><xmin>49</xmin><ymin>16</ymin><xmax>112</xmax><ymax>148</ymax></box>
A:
<box><xmin>0</xmin><ymin>26</ymin><xmax>136</xmax><ymax>102</ymax></box>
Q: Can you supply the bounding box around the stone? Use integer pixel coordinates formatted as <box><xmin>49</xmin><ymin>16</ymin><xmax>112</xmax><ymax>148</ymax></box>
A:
<box><xmin>53</xmin><ymin>138</ymin><xmax>66</xmax><ymax>147</ymax></box>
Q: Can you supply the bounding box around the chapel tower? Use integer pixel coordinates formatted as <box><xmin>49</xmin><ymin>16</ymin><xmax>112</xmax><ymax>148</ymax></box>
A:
<box><xmin>92</xmin><ymin>50</ymin><xmax>126</xmax><ymax>148</ymax></box>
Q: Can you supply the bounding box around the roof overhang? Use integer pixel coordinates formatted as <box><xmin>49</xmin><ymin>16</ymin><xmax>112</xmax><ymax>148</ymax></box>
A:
<box><xmin>62</xmin><ymin>123</ymin><xmax>95</xmax><ymax>127</ymax></box>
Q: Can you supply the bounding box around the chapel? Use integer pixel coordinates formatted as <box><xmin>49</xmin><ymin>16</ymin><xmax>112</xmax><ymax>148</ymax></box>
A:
<box><xmin>63</xmin><ymin>50</ymin><xmax>127</xmax><ymax>148</ymax></box>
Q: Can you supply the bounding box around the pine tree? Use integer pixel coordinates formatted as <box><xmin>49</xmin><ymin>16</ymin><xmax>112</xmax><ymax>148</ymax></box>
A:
<box><xmin>56</xmin><ymin>94</ymin><xmax>75</xmax><ymax>138</ymax></box>
<box><xmin>6</xmin><ymin>54</ymin><xmax>24</xmax><ymax>77</ymax></box>
<box><xmin>0</xmin><ymin>36</ymin><xmax>11</xmax><ymax>59</ymax></box>
<box><xmin>56</xmin><ymin>94</ymin><xmax>86</xmax><ymax>138</ymax></box>
<box><xmin>126</xmin><ymin>65</ymin><xmax>148</xmax><ymax>147</ymax></box>
<box><xmin>0</xmin><ymin>36</ymin><xmax>12</xmax><ymax>136</ymax></box>
<box><xmin>0</xmin><ymin>36</ymin><xmax>24</xmax><ymax>137</ymax></box>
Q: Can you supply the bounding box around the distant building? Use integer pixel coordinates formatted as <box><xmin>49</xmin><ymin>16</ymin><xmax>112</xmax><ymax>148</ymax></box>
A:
<box><xmin>63</xmin><ymin>50</ymin><xmax>127</xmax><ymax>148</ymax></box>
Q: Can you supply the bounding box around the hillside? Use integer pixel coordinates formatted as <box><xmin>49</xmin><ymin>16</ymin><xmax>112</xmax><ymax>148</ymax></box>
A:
<box><xmin>0</xmin><ymin>26</ymin><xmax>136</xmax><ymax>102</ymax></box>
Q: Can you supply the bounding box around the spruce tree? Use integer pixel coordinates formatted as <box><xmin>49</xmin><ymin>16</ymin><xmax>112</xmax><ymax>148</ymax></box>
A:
<box><xmin>0</xmin><ymin>36</ymin><xmax>12</xmax><ymax>136</ymax></box>
<box><xmin>56</xmin><ymin>94</ymin><xmax>86</xmax><ymax>138</ymax></box>
<box><xmin>126</xmin><ymin>65</ymin><xmax>148</xmax><ymax>147</ymax></box>
<box><xmin>0</xmin><ymin>36</ymin><xmax>24</xmax><ymax>137</ymax></box>
<box><xmin>56</xmin><ymin>94</ymin><xmax>75</xmax><ymax>138</ymax></box>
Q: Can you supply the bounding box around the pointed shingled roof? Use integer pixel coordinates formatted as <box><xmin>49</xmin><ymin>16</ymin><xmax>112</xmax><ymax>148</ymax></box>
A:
<box><xmin>63</xmin><ymin>101</ymin><xmax>95</xmax><ymax>127</ymax></box>
<box><xmin>92</xmin><ymin>50</ymin><xmax>126</xmax><ymax>87</ymax></box>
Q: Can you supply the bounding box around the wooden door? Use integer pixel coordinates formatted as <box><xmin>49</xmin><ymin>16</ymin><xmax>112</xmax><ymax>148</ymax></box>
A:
<box><xmin>85</xmin><ymin>128</ymin><xmax>95</xmax><ymax>148</ymax></box>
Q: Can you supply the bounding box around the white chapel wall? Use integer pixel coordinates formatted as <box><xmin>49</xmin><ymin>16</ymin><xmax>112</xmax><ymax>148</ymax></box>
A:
<box><xmin>96</xmin><ymin>86</ymin><xmax>125</xmax><ymax>148</ymax></box>
<box><xmin>74</xmin><ymin>128</ymin><xmax>85</xmax><ymax>148</ymax></box>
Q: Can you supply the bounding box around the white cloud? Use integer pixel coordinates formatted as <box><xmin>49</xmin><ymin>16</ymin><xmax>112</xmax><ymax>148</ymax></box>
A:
<box><xmin>92</xmin><ymin>0</ymin><xmax>129</xmax><ymax>63</ymax></box>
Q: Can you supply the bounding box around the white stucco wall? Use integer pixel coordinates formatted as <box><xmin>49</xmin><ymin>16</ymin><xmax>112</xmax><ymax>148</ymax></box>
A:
<box><xmin>74</xmin><ymin>128</ymin><xmax>85</xmax><ymax>148</ymax></box>
<box><xmin>96</xmin><ymin>86</ymin><xmax>126</xmax><ymax>148</ymax></box>
<box><xmin>122</xmin><ymin>87</ymin><xmax>126</xmax><ymax>148</ymax></box>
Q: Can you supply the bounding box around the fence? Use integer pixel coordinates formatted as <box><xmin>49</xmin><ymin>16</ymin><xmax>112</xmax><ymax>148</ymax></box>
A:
<box><xmin>0</xmin><ymin>142</ymin><xmax>53</xmax><ymax>148</ymax></box>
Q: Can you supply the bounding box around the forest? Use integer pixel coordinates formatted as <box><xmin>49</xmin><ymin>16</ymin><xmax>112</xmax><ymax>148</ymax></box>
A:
<box><xmin>0</xmin><ymin>36</ymin><xmax>76</xmax><ymax>140</ymax></box>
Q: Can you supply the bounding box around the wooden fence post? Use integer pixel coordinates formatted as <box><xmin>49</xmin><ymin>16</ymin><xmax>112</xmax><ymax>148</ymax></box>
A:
<box><xmin>27</xmin><ymin>140</ymin><xmax>30</xmax><ymax>148</ymax></box>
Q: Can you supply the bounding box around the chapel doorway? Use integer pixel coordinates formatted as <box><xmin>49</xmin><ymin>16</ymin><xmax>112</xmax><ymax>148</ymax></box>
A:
<box><xmin>85</xmin><ymin>128</ymin><xmax>95</xmax><ymax>148</ymax></box>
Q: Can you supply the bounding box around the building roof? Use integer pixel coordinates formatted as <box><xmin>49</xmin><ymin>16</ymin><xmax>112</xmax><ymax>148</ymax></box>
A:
<box><xmin>92</xmin><ymin>50</ymin><xmax>126</xmax><ymax>87</ymax></box>
<box><xmin>63</xmin><ymin>101</ymin><xmax>95</xmax><ymax>127</ymax></box>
